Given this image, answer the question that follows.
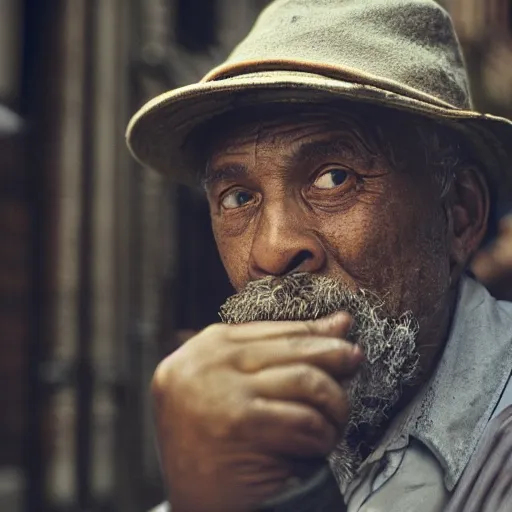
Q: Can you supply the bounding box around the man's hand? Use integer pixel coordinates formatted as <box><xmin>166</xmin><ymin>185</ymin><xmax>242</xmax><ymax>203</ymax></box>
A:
<box><xmin>151</xmin><ymin>313</ymin><xmax>363</xmax><ymax>512</ymax></box>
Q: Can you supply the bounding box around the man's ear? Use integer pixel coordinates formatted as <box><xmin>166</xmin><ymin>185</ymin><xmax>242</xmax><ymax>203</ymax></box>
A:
<box><xmin>447</xmin><ymin>166</ymin><xmax>490</xmax><ymax>281</ymax></box>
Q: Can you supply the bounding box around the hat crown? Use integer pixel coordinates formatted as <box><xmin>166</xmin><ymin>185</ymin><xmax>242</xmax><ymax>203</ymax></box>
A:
<box><xmin>212</xmin><ymin>0</ymin><xmax>471</xmax><ymax>110</ymax></box>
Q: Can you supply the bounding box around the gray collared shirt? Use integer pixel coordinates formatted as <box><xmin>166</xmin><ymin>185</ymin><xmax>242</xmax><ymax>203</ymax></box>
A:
<box><xmin>342</xmin><ymin>276</ymin><xmax>512</xmax><ymax>511</ymax></box>
<box><xmin>150</xmin><ymin>277</ymin><xmax>512</xmax><ymax>512</ymax></box>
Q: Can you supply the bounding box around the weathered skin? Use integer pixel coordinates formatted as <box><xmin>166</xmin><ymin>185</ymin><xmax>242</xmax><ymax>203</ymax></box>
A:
<box><xmin>151</xmin><ymin>105</ymin><xmax>489</xmax><ymax>512</ymax></box>
<box><xmin>153</xmin><ymin>314</ymin><xmax>361</xmax><ymax>512</ymax></box>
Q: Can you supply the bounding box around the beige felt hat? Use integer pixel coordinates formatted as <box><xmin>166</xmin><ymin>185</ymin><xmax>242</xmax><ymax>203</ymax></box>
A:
<box><xmin>126</xmin><ymin>0</ymin><xmax>512</xmax><ymax>206</ymax></box>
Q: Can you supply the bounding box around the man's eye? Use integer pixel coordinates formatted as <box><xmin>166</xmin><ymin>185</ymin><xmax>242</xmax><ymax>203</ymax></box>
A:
<box><xmin>221</xmin><ymin>190</ymin><xmax>254</xmax><ymax>209</ymax></box>
<box><xmin>313</xmin><ymin>168</ymin><xmax>350</xmax><ymax>190</ymax></box>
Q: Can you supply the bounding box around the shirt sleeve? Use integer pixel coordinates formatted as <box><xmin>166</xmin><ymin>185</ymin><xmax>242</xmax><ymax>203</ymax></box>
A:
<box><xmin>347</xmin><ymin>439</ymin><xmax>450</xmax><ymax>512</ymax></box>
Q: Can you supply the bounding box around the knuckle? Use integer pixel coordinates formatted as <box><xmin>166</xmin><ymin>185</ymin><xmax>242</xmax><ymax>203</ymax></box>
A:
<box><xmin>290</xmin><ymin>335</ymin><xmax>344</xmax><ymax>357</ymax></box>
<box><xmin>297</xmin><ymin>367</ymin><xmax>331</xmax><ymax>400</ymax></box>
<box><xmin>296</xmin><ymin>411</ymin><xmax>335</xmax><ymax>450</ymax></box>
<box><xmin>285</xmin><ymin>321</ymin><xmax>317</xmax><ymax>338</ymax></box>
<box><xmin>297</xmin><ymin>409</ymin><xmax>328</xmax><ymax>436</ymax></box>
<box><xmin>150</xmin><ymin>350</ymin><xmax>203</xmax><ymax>400</ymax></box>
<box><xmin>332</xmin><ymin>343</ymin><xmax>355</xmax><ymax>365</ymax></box>
<box><xmin>229</xmin><ymin>346</ymin><xmax>254</xmax><ymax>372</ymax></box>
<box><xmin>289</xmin><ymin>336</ymin><xmax>316</xmax><ymax>353</ymax></box>
<box><xmin>299</xmin><ymin>321</ymin><xmax>317</xmax><ymax>336</ymax></box>
<box><xmin>151</xmin><ymin>358</ymin><xmax>173</xmax><ymax>399</ymax></box>
<box><xmin>201</xmin><ymin>322</ymin><xmax>226</xmax><ymax>338</ymax></box>
<box><xmin>214</xmin><ymin>342</ymin><xmax>258</xmax><ymax>373</ymax></box>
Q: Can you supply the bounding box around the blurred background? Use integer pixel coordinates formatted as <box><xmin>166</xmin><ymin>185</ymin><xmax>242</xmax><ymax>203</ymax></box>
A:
<box><xmin>0</xmin><ymin>1</ymin><xmax>511</xmax><ymax>511</ymax></box>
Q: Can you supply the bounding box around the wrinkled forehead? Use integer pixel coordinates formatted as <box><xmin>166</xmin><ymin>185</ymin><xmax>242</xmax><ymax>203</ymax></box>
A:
<box><xmin>193</xmin><ymin>102</ymin><xmax>414</xmax><ymax>189</ymax></box>
<box><xmin>204</xmin><ymin>102</ymin><xmax>377</xmax><ymax>155</ymax></box>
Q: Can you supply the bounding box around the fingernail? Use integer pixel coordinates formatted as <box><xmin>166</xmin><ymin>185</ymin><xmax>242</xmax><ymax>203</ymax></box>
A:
<box><xmin>351</xmin><ymin>344</ymin><xmax>365</xmax><ymax>360</ymax></box>
<box><xmin>324</xmin><ymin>311</ymin><xmax>350</xmax><ymax>324</ymax></box>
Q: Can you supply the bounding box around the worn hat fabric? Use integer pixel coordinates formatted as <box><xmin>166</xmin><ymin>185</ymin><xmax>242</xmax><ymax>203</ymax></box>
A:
<box><xmin>126</xmin><ymin>0</ymin><xmax>512</xmax><ymax>205</ymax></box>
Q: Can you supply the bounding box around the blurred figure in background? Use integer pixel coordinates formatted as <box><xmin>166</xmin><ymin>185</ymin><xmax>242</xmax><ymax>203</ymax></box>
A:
<box><xmin>450</xmin><ymin>0</ymin><xmax>512</xmax><ymax>300</ymax></box>
<box><xmin>473</xmin><ymin>215</ymin><xmax>512</xmax><ymax>301</ymax></box>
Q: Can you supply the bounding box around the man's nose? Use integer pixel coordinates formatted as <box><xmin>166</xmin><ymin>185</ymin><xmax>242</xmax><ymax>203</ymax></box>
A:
<box><xmin>248</xmin><ymin>206</ymin><xmax>326</xmax><ymax>279</ymax></box>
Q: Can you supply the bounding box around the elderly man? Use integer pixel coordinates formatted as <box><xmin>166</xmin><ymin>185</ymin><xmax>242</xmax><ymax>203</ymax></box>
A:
<box><xmin>126</xmin><ymin>1</ymin><xmax>512</xmax><ymax>511</ymax></box>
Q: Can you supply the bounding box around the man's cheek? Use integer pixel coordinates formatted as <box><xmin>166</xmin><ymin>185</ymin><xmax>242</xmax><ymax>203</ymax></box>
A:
<box><xmin>215</xmin><ymin>239</ymin><xmax>250</xmax><ymax>291</ymax></box>
<box><xmin>323</xmin><ymin>219</ymin><xmax>400</xmax><ymax>283</ymax></box>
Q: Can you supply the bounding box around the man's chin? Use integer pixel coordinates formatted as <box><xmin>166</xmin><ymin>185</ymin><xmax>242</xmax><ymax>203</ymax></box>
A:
<box><xmin>220</xmin><ymin>272</ymin><xmax>421</xmax><ymax>478</ymax></box>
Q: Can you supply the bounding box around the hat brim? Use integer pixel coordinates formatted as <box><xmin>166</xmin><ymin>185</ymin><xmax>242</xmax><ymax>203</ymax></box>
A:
<box><xmin>126</xmin><ymin>70</ymin><xmax>512</xmax><ymax>204</ymax></box>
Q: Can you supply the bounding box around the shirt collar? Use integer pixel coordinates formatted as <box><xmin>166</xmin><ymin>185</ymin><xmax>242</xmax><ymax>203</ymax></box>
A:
<box><xmin>392</xmin><ymin>276</ymin><xmax>512</xmax><ymax>490</ymax></box>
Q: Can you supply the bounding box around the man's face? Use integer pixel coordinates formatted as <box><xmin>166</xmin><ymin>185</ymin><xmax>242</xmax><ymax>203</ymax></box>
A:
<box><xmin>201</xmin><ymin>104</ymin><xmax>460</xmax><ymax>478</ymax></box>
<box><xmin>203</xmin><ymin>105</ymin><xmax>452</xmax><ymax>344</ymax></box>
